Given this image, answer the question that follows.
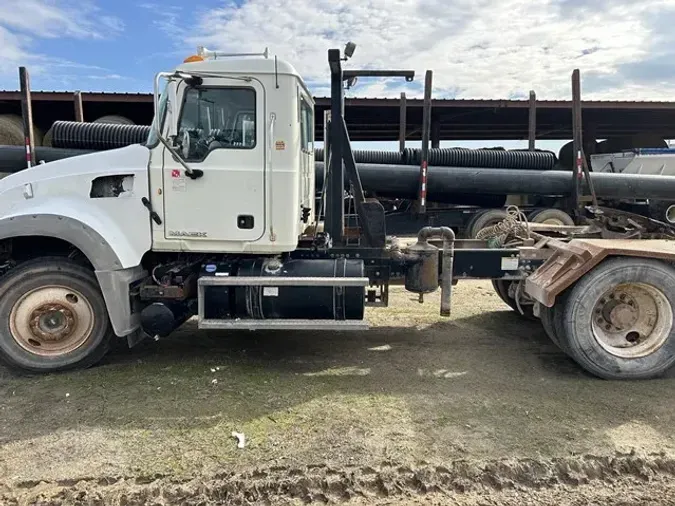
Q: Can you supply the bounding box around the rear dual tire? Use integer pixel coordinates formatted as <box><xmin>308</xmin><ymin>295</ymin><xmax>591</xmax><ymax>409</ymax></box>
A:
<box><xmin>544</xmin><ymin>257</ymin><xmax>675</xmax><ymax>379</ymax></box>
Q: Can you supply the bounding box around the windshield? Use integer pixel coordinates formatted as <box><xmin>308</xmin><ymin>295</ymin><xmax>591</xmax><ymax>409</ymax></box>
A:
<box><xmin>147</xmin><ymin>80</ymin><xmax>169</xmax><ymax>147</ymax></box>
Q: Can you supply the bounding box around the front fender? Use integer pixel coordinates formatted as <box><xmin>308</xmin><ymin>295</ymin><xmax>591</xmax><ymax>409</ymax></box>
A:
<box><xmin>0</xmin><ymin>213</ymin><xmax>123</xmax><ymax>270</ymax></box>
<box><xmin>0</xmin><ymin>195</ymin><xmax>151</xmax><ymax>270</ymax></box>
<box><xmin>0</xmin><ymin>197</ymin><xmax>152</xmax><ymax>337</ymax></box>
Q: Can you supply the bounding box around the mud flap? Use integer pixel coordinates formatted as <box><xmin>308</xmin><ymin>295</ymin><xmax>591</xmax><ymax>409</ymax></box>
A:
<box><xmin>126</xmin><ymin>328</ymin><xmax>151</xmax><ymax>348</ymax></box>
<box><xmin>360</xmin><ymin>199</ymin><xmax>386</xmax><ymax>248</ymax></box>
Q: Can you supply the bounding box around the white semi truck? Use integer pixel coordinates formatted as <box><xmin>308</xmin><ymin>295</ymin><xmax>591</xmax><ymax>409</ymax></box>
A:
<box><xmin>0</xmin><ymin>44</ymin><xmax>674</xmax><ymax>380</ymax></box>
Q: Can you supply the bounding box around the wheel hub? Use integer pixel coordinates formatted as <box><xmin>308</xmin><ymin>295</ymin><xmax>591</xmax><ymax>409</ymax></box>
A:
<box><xmin>29</xmin><ymin>304</ymin><xmax>77</xmax><ymax>342</ymax></box>
<box><xmin>591</xmin><ymin>283</ymin><xmax>672</xmax><ymax>359</ymax></box>
<box><xmin>597</xmin><ymin>292</ymin><xmax>639</xmax><ymax>332</ymax></box>
<box><xmin>9</xmin><ymin>286</ymin><xmax>94</xmax><ymax>357</ymax></box>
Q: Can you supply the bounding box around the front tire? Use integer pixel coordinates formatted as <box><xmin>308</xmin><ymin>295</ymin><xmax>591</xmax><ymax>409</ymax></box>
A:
<box><xmin>559</xmin><ymin>257</ymin><xmax>675</xmax><ymax>379</ymax></box>
<box><xmin>0</xmin><ymin>258</ymin><xmax>113</xmax><ymax>374</ymax></box>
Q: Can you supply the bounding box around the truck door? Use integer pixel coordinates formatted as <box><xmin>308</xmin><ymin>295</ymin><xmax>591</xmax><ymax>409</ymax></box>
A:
<box><xmin>162</xmin><ymin>79</ymin><xmax>266</xmax><ymax>243</ymax></box>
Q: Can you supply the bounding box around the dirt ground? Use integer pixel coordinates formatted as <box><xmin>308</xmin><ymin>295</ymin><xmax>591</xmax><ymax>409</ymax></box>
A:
<box><xmin>2</xmin><ymin>281</ymin><xmax>675</xmax><ymax>505</ymax></box>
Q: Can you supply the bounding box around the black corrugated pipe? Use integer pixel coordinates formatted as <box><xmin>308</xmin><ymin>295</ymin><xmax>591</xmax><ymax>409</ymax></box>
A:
<box><xmin>403</xmin><ymin>147</ymin><xmax>557</xmax><ymax>170</ymax></box>
<box><xmin>317</xmin><ymin>147</ymin><xmax>556</xmax><ymax>170</ymax></box>
<box><xmin>47</xmin><ymin>122</ymin><xmax>556</xmax><ymax>170</ymax></box>
<box><xmin>51</xmin><ymin>121</ymin><xmax>151</xmax><ymax>150</ymax></box>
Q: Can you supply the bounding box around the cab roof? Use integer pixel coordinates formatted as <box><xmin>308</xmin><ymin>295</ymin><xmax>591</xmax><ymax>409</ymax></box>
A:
<box><xmin>176</xmin><ymin>55</ymin><xmax>303</xmax><ymax>81</ymax></box>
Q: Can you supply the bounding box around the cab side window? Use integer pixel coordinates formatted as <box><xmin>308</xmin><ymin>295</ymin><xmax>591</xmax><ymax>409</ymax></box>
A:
<box><xmin>300</xmin><ymin>97</ymin><xmax>313</xmax><ymax>152</ymax></box>
<box><xmin>177</xmin><ymin>87</ymin><xmax>256</xmax><ymax>161</ymax></box>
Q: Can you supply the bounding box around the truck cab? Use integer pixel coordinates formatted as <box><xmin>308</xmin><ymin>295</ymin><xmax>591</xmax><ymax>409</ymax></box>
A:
<box><xmin>148</xmin><ymin>49</ymin><xmax>316</xmax><ymax>254</ymax></box>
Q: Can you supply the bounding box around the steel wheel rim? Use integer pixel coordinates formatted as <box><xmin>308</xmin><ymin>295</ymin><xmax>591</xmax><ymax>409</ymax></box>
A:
<box><xmin>9</xmin><ymin>285</ymin><xmax>95</xmax><ymax>357</ymax></box>
<box><xmin>591</xmin><ymin>282</ymin><xmax>672</xmax><ymax>359</ymax></box>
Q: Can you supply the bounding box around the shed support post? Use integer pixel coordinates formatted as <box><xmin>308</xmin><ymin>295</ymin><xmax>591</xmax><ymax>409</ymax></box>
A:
<box><xmin>74</xmin><ymin>91</ymin><xmax>84</xmax><ymax>122</ymax></box>
<box><xmin>399</xmin><ymin>92</ymin><xmax>407</xmax><ymax>152</ymax></box>
<box><xmin>19</xmin><ymin>67</ymin><xmax>36</xmax><ymax>167</ymax></box>
<box><xmin>528</xmin><ymin>90</ymin><xmax>536</xmax><ymax>150</ymax></box>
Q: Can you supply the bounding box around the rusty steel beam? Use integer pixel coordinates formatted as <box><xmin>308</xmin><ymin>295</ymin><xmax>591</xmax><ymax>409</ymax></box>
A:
<box><xmin>0</xmin><ymin>91</ymin><xmax>674</xmax><ymax>111</ymax></box>
<box><xmin>74</xmin><ymin>91</ymin><xmax>84</xmax><ymax>122</ymax></box>
<box><xmin>0</xmin><ymin>91</ymin><xmax>153</xmax><ymax>103</ymax></box>
<box><xmin>399</xmin><ymin>92</ymin><xmax>406</xmax><ymax>151</ymax></box>
<box><xmin>19</xmin><ymin>67</ymin><xmax>35</xmax><ymax>166</ymax></box>
<box><xmin>528</xmin><ymin>90</ymin><xmax>536</xmax><ymax>150</ymax></box>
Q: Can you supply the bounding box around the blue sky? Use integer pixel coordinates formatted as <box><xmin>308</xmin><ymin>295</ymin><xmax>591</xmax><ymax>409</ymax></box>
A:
<box><xmin>1</xmin><ymin>0</ymin><xmax>674</xmax><ymax>150</ymax></box>
<box><xmin>2</xmin><ymin>0</ymin><xmax>675</xmax><ymax>99</ymax></box>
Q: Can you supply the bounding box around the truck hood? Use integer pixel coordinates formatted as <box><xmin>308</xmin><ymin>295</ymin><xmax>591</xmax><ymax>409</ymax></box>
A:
<box><xmin>0</xmin><ymin>144</ymin><xmax>150</xmax><ymax>192</ymax></box>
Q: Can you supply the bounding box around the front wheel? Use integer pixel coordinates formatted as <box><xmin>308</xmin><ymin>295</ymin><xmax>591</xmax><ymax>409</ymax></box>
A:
<box><xmin>558</xmin><ymin>257</ymin><xmax>675</xmax><ymax>379</ymax></box>
<box><xmin>0</xmin><ymin>258</ymin><xmax>113</xmax><ymax>374</ymax></box>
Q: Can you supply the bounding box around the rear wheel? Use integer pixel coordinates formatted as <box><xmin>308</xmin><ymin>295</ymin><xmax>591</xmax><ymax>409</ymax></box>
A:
<box><xmin>529</xmin><ymin>208</ymin><xmax>575</xmax><ymax>226</ymax></box>
<box><xmin>558</xmin><ymin>257</ymin><xmax>675</xmax><ymax>379</ymax></box>
<box><xmin>492</xmin><ymin>279</ymin><xmax>535</xmax><ymax>320</ymax></box>
<box><xmin>538</xmin><ymin>297</ymin><xmax>573</xmax><ymax>353</ymax></box>
<box><xmin>0</xmin><ymin>258</ymin><xmax>113</xmax><ymax>374</ymax></box>
<box><xmin>466</xmin><ymin>209</ymin><xmax>508</xmax><ymax>239</ymax></box>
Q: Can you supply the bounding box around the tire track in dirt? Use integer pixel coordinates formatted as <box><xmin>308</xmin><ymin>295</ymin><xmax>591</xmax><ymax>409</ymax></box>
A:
<box><xmin>3</xmin><ymin>453</ymin><xmax>675</xmax><ymax>505</ymax></box>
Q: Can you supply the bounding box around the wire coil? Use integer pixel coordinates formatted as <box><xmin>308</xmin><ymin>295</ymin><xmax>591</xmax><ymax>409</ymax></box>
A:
<box><xmin>475</xmin><ymin>206</ymin><xmax>532</xmax><ymax>246</ymax></box>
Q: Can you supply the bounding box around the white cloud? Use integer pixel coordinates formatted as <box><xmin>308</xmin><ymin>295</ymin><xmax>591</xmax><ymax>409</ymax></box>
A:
<box><xmin>186</xmin><ymin>0</ymin><xmax>675</xmax><ymax>100</ymax></box>
<box><xmin>0</xmin><ymin>0</ymin><xmax>123</xmax><ymax>89</ymax></box>
<box><xmin>139</xmin><ymin>3</ymin><xmax>185</xmax><ymax>37</ymax></box>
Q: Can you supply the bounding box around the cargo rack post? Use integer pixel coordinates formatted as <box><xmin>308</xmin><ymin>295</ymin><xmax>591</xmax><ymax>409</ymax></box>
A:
<box><xmin>416</xmin><ymin>70</ymin><xmax>433</xmax><ymax>214</ymax></box>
